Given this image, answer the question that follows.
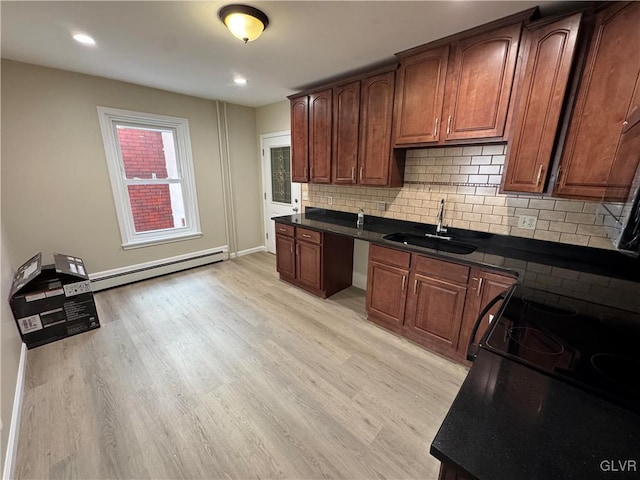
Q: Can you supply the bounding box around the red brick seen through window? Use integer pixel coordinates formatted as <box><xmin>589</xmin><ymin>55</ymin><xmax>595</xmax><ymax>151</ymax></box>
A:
<box><xmin>118</xmin><ymin>128</ymin><xmax>174</xmax><ymax>232</ymax></box>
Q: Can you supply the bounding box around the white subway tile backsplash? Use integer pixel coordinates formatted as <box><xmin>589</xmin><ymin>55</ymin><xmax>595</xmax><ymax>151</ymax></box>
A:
<box><xmin>303</xmin><ymin>143</ymin><xmax>612</xmax><ymax>250</ymax></box>
<box><xmin>482</xmin><ymin>145</ymin><xmax>506</xmax><ymax>155</ymax></box>
<box><xmin>462</xmin><ymin>146</ymin><xmax>483</xmax><ymax>155</ymax></box>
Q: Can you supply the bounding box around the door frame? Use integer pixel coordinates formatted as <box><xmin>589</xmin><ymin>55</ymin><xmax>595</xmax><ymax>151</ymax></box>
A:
<box><xmin>261</xmin><ymin>131</ymin><xmax>297</xmax><ymax>253</ymax></box>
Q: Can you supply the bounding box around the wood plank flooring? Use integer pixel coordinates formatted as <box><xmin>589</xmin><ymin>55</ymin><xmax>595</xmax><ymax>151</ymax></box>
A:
<box><xmin>15</xmin><ymin>253</ymin><xmax>468</xmax><ymax>479</ymax></box>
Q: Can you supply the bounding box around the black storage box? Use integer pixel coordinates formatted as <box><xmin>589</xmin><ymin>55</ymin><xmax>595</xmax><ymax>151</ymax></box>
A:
<box><xmin>9</xmin><ymin>253</ymin><xmax>100</xmax><ymax>349</ymax></box>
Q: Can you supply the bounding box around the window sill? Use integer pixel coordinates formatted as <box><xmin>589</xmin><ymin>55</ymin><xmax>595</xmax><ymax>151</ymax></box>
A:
<box><xmin>122</xmin><ymin>232</ymin><xmax>203</xmax><ymax>250</ymax></box>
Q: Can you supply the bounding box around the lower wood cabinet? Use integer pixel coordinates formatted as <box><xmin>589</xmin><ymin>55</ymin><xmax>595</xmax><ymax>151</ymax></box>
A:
<box><xmin>275</xmin><ymin>223</ymin><xmax>354</xmax><ymax>298</ymax></box>
<box><xmin>366</xmin><ymin>244</ymin><xmax>516</xmax><ymax>362</ymax></box>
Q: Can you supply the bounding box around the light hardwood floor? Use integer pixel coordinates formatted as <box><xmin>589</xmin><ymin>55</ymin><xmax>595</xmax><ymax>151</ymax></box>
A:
<box><xmin>15</xmin><ymin>252</ymin><xmax>468</xmax><ymax>480</ymax></box>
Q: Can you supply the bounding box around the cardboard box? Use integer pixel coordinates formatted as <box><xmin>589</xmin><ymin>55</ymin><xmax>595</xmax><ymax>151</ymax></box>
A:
<box><xmin>9</xmin><ymin>253</ymin><xmax>100</xmax><ymax>349</ymax></box>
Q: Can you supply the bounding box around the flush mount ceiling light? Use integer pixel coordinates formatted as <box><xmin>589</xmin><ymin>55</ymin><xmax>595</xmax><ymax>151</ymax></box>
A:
<box><xmin>72</xmin><ymin>33</ymin><xmax>96</xmax><ymax>46</ymax></box>
<box><xmin>234</xmin><ymin>77</ymin><xmax>248</xmax><ymax>85</ymax></box>
<box><xmin>218</xmin><ymin>4</ymin><xmax>269</xmax><ymax>43</ymax></box>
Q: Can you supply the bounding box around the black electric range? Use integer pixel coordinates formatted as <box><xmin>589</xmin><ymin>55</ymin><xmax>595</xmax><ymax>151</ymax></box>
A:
<box><xmin>480</xmin><ymin>285</ymin><xmax>640</xmax><ymax>413</ymax></box>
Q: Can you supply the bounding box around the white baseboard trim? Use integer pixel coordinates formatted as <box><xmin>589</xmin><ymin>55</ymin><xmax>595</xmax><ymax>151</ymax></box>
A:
<box><xmin>89</xmin><ymin>246</ymin><xmax>228</xmax><ymax>291</ymax></box>
<box><xmin>3</xmin><ymin>343</ymin><xmax>27</xmax><ymax>480</ymax></box>
<box><xmin>229</xmin><ymin>245</ymin><xmax>267</xmax><ymax>259</ymax></box>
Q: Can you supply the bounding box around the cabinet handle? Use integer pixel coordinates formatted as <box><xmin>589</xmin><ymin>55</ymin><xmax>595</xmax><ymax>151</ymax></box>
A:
<box><xmin>296</xmin><ymin>244</ymin><xmax>299</xmax><ymax>255</ymax></box>
<box><xmin>310</xmin><ymin>165</ymin><xmax>314</xmax><ymax>178</ymax></box>
<box><xmin>623</xmin><ymin>121</ymin><xmax>629</xmax><ymax>127</ymax></box>
<box><xmin>359</xmin><ymin>166</ymin><xmax>364</xmax><ymax>182</ymax></box>
<box><xmin>434</xmin><ymin>117</ymin><xmax>439</xmax><ymax>138</ymax></box>
<box><xmin>535</xmin><ymin>165</ymin><xmax>544</xmax><ymax>186</ymax></box>
<box><xmin>477</xmin><ymin>277</ymin><xmax>484</xmax><ymax>297</ymax></box>
<box><xmin>302</xmin><ymin>234</ymin><xmax>311</xmax><ymax>238</ymax></box>
<box><xmin>402</xmin><ymin>276</ymin><xmax>407</xmax><ymax>291</ymax></box>
<box><xmin>413</xmin><ymin>279</ymin><xmax>418</xmax><ymax>294</ymax></box>
<box><xmin>290</xmin><ymin>244</ymin><xmax>294</xmax><ymax>254</ymax></box>
<box><xmin>304</xmin><ymin>165</ymin><xmax>308</xmax><ymax>179</ymax></box>
<box><xmin>351</xmin><ymin>167</ymin><xmax>355</xmax><ymax>181</ymax></box>
<box><xmin>279</xmin><ymin>227</ymin><xmax>287</xmax><ymax>232</ymax></box>
<box><xmin>446</xmin><ymin>115</ymin><xmax>452</xmax><ymax>135</ymax></box>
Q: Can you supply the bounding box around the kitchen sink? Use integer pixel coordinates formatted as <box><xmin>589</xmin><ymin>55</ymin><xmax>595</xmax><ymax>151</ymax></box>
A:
<box><xmin>383</xmin><ymin>232</ymin><xmax>478</xmax><ymax>255</ymax></box>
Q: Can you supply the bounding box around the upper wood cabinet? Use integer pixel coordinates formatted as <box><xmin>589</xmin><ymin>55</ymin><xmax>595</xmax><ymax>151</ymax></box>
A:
<box><xmin>554</xmin><ymin>1</ymin><xmax>640</xmax><ymax>200</ymax></box>
<box><xmin>289</xmin><ymin>68</ymin><xmax>404</xmax><ymax>187</ymax></box>
<box><xmin>443</xmin><ymin>23</ymin><xmax>522</xmax><ymax>141</ymax></box>
<box><xmin>308</xmin><ymin>89</ymin><xmax>332</xmax><ymax>183</ymax></box>
<box><xmin>503</xmin><ymin>13</ymin><xmax>582</xmax><ymax>193</ymax></box>
<box><xmin>290</xmin><ymin>96</ymin><xmax>309</xmax><ymax>182</ymax></box>
<box><xmin>393</xmin><ymin>18</ymin><xmax>525</xmax><ymax>146</ymax></box>
<box><xmin>332</xmin><ymin>81</ymin><xmax>360</xmax><ymax>184</ymax></box>
<box><xmin>394</xmin><ymin>45</ymin><xmax>449</xmax><ymax>145</ymax></box>
<box><xmin>359</xmin><ymin>71</ymin><xmax>399</xmax><ymax>186</ymax></box>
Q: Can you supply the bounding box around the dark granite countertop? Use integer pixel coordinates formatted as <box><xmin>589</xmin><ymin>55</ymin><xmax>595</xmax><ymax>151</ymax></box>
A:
<box><xmin>273</xmin><ymin>208</ymin><xmax>640</xmax><ymax>311</ymax></box>
<box><xmin>275</xmin><ymin>208</ymin><xmax>638</xmax><ymax>280</ymax></box>
<box><xmin>430</xmin><ymin>349</ymin><xmax>640</xmax><ymax>480</ymax></box>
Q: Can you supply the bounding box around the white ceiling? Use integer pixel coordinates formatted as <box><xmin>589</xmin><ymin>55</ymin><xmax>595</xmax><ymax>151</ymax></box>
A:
<box><xmin>1</xmin><ymin>1</ymin><xmax>563</xmax><ymax>108</ymax></box>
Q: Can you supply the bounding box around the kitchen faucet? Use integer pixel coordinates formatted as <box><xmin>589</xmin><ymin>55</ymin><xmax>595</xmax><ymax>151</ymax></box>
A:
<box><xmin>436</xmin><ymin>198</ymin><xmax>447</xmax><ymax>235</ymax></box>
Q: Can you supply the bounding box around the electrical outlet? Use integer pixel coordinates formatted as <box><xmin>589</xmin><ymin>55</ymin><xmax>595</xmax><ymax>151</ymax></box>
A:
<box><xmin>327</xmin><ymin>196</ymin><xmax>333</xmax><ymax>205</ymax></box>
<box><xmin>376</xmin><ymin>201</ymin><xmax>387</xmax><ymax>211</ymax></box>
<box><xmin>518</xmin><ymin>215</ymin><xmax>537</xmax><ymax>230</ymax></box>
<box><xmin>302</xmin><ymin>190</ymin><xmax>309</xmax><ymax>201</ymax></box>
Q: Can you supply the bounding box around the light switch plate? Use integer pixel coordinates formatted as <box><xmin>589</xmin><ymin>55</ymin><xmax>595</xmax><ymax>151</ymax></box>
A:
<box><xmin>302</xmin><ymin>190</ymin><xmax>309</xmax><ymax>201</ymax></box>
<box><xmin>376</xmin><ymin>201</ymin><xmax>387</xmax><ymax>211</ymax></box>
<box><xmin>518</xmin><ymin>215</ymin><xmax>537</xmax><ymax>230</ymax></box>
<box><xmin>327</xmin><ymin>196</ymin><xmax>333</xmax><ymax>205</ymax></box>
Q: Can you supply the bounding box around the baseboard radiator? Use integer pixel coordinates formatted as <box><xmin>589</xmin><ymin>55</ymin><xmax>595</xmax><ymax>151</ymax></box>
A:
<box><xmin>89</xmin><ymin>247</ymin><xmax>228</xmax><ymax>291</ymax></box>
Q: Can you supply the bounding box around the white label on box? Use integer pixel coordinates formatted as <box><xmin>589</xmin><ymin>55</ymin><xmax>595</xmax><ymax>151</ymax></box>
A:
<box><xmin>17</xmin><ymin>314</ymin><xmax>43</xmax><ymax>334</ymax></box>
<box><xmin>63</xmin><ymin>281</ymin><xmax>91</xmax><ymax>297</ymax></box>
<box><xmin>45</xmin><ymin>288</ymin><xmax>65</xmax><ymax>297</ymax></box>
<box><xmin>25</xmin><ymin>291</ymin><xmax>46</xmax><ymax>302</ymax></box>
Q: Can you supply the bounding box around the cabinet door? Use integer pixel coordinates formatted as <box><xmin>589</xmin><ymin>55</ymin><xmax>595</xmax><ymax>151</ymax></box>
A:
<box><xmin>359</xmin><ymin>71</ymin><xmax>395</xmax><ymax>185</ymax></box>
<box><xmin>290</xmin><ymin>96</ymin><xmax>309</xmax><ymax>182</ymax></box>
<box><xmin>366</xmin><ymin>261</ymin><xmax>409</xmax><ymax>329</ymax></box>
<box><xmin>309</xmin><ymin>89</ymin><xmax>332</xmax><ymax>183</ymax></box>
<box><xmin>296</xmin><ymin>241</ymin><xmax>322</xmax><ymax>290</ymax></box>
<box><xmin>394</xmin><ymin>45</ymin><xmax>449</xmax><ymax>145</ymax></box>
<box><xmin>332</xmin><ymin>81</ymin><xmax>360</xmax><ymax>184</ymax></box>
<box><xmin>503</xmin><ymin>14</ymin><xmax>582</xmax><ymax>193</ymax></box>
<box><xmin>458</xmin><ymin>269</ymin><xmax>516</xmax><ymax>357</ymax></box>
<box><xmin>404</xmin><ymin>273</ymin><xmax>467</xmax><ymax>355</ymax></box>
<box><xmin>443</xmin><ymin>23</ymin><xmax>522</xmax><ymax>141</ymax></box>
<box><xmin>555</xmin><ymin>2</ymin><xmax>640</xmax><ymax>200</ymax></box>
<box><xmin>275</xmin><ymin>234</ymin><xmax>296</xmax><ymax>277</ymax></box>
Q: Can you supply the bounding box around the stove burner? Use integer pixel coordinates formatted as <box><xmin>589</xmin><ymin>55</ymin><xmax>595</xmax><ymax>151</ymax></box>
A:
<box><xmin>591</xmin><ymin>354</ymin><xmax>640</xmax><ymax>395</ymax></box>
<box><xmin>522</xmin><ymin>295</ymin><xmax>579</xmax><ymax>317</ymax></box>
<box><xmin>507</xmin><ymin>327</ymin><xmax>565</xmax><ymax>355</ymax></box>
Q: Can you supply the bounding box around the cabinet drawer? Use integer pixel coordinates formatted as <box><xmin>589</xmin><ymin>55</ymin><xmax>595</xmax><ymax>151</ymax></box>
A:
<box><xmin>296</xmin><ymin>227</ymin><xmax>322</xmax><ymax>244</ymax></box>
<box><xmin>414</xmin><ymin>255</ymin><xmax>469</xmax><ymax>285</ymax></box>
<box><xmin>275</xmin><ymin>223</ymin><xmax>294</xmax><ymax>237</ymax></box>
<box><xmin>370</xmin><ymin>244</ymin><xmax>412</xmax><ymax>269</ymax></box>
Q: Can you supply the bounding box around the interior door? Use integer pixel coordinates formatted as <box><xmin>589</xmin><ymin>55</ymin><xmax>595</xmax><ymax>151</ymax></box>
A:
<box><xmin>262</xmin><ymin>132</ymin><xmax>302</xmax><ymax>253</ymax></box>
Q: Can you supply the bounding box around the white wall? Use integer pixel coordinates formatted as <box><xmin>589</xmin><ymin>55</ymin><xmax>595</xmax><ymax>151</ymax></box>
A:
<box><xmin>0</xmin><ymin>224</ymin><xmax>23</xmax><ymax>473</ymax></box>
<box><xmin>1</xmin><ymin>60</ymin><xmax>265</xmax><ymax>273</ymax></box>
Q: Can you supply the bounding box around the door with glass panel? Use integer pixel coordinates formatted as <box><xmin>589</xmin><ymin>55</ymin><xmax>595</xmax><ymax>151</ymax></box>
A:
<box><xmin>261</xmin><ymin>132</ymin><xmax>301</xmax><ymax>253</ymax></box>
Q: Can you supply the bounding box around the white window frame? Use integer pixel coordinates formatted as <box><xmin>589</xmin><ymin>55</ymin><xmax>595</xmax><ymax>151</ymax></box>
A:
<box><xmin>97</xmin><ymin>106</ymin><xmax>202</xmax><ymax>250</ymax></box>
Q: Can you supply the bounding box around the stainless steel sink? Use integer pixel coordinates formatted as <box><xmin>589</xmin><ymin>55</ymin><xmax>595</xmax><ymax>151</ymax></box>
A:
<box><xmin>383</xmin><ymin>232</ymin><xmax>477</xmax><ymax>255</ymax></box>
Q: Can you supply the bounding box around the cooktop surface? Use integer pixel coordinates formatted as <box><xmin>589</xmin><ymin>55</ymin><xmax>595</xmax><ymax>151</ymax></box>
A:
<box><xmin>483</xmin><ymin>286</ymin><xmax>640</xmax><ymax>413</ymax></box>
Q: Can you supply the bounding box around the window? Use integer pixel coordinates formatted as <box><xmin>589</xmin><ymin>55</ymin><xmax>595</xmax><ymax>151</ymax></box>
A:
<box><xmin>97</xmin><ymin>107</ymin><xmax>201</xmax><ymax>249</ymax></box>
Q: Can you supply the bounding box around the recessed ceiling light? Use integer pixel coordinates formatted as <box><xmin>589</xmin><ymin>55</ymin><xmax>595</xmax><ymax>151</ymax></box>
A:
<box><xmin>234</xmin><ymin>78</ymin><xmax>248</xmax><ymax>85</ymax></box>
<box><xmin>72</xmin><ymin>33</ymin><xmax>96</xmax><ymax>46</ymax></box>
